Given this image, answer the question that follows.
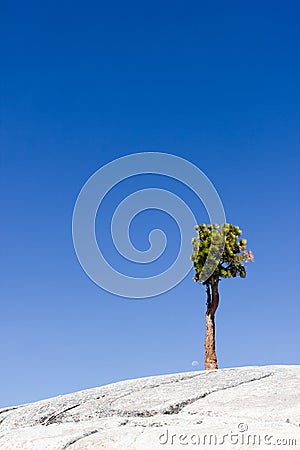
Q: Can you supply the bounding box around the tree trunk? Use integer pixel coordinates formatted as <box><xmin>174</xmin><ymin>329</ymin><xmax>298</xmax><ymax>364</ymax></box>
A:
<box><xmin>204</xmin><ymin>278</ymin><xmax>219</xmax><ymax>370</ymax></box>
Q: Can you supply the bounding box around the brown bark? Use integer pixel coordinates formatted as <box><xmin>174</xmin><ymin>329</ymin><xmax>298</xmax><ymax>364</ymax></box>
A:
<box><xmin>204</xmin><ymin>278</ymin><xmax>219</xmax><ymax>370</ymax></box>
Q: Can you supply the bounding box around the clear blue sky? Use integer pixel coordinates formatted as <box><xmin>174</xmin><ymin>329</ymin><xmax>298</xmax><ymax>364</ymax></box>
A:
<box><xmin>1</xmin><ymin>0</ymin><xmax>299</xmax><ymax>407</ymax></box>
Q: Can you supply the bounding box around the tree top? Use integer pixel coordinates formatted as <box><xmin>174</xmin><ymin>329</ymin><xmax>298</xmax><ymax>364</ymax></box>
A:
<box><xmin>191</xmin><ymin>223</ymin><xmax>254</xmax><ymax>284</ymax></box>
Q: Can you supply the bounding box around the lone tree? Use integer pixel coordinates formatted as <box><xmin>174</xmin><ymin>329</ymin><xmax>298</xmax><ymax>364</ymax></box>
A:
<box><xmin>191</xmin><ymin>224</ymin><xmax>254</xmax><ymax>370</ymax></box>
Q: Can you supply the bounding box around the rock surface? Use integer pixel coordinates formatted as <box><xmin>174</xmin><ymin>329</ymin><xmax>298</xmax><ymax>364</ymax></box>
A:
<box><xmin>0</xmin><ymin>365</ymin><xmax>299</xmax><ymax>449</ymax></box>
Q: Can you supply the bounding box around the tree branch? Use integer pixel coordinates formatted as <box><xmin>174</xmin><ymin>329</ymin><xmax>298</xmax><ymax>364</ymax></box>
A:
<box><xmin>205</xmin><ymin>283</ymin><xmax>211</xmax><ymax>312</ymax></box>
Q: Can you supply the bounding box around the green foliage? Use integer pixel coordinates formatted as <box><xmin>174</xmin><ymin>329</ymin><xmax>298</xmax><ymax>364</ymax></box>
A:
<box><xmin>191</xmin><ymin>224</ymin><xmax>254</xmax><ymax>283</ymax></box>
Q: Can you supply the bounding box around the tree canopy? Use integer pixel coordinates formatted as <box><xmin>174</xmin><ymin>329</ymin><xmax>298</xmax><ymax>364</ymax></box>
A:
<box><xmin>191</xmin><ymin>223</ymin><xmax>254</xmax><ymax>283</ymax></box>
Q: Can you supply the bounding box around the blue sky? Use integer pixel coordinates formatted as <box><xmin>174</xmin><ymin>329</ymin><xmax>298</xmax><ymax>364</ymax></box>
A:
<box><xmin>1</xmin><ymin>0</ymin><xmax>299</xmax><ymax>407</ymax></box>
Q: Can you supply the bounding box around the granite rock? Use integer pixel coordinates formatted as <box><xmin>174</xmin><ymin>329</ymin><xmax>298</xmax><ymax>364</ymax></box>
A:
<box><xmin>0</xmin><ymin>365</ymin><xmax>299</xmax><ymax>449</ymax></box>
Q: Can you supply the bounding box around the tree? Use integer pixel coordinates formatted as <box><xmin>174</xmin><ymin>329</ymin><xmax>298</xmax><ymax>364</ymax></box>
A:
<box><xmin>191</xmin><ymin>224</ymin><xmax>254</xmax><ymax>370</ymax></box>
